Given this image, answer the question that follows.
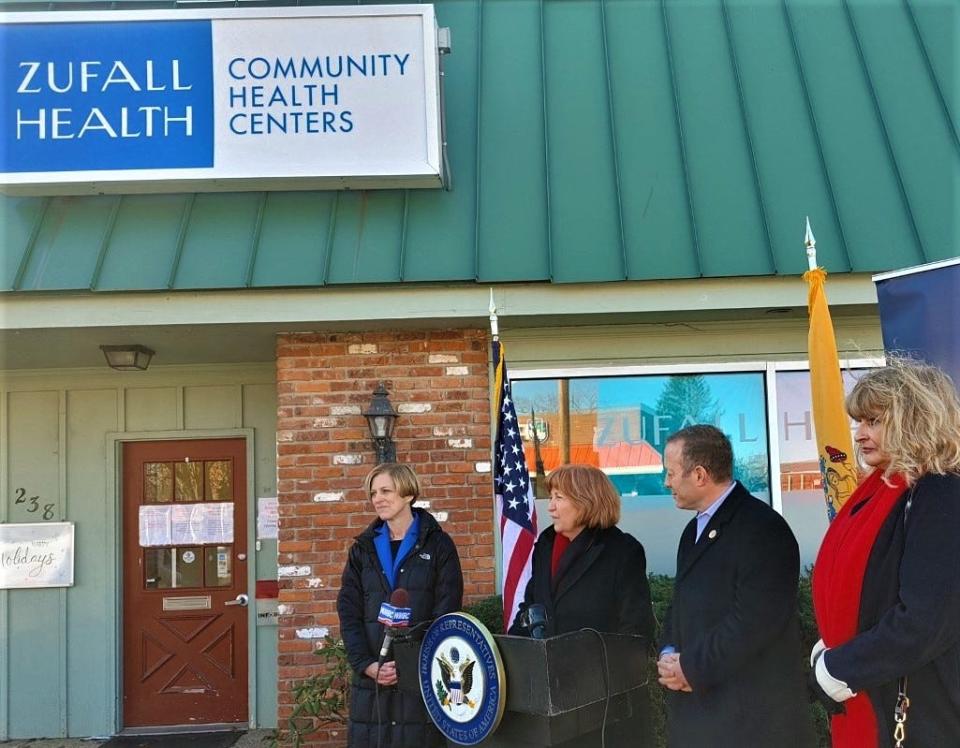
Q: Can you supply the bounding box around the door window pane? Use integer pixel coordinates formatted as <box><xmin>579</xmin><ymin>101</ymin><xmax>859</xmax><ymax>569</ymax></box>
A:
<box><xmin>144</xmin><ymin>548</ymin><xmax>172</xmax><ymax>589</ymax></box>
<box><xmin>144</xmin><ymin>546</ymin><xmax>203</xmax><ymax>589</ymax></box>
<box><xmin>206</xmin><ymin>460</ymin><xmax>233</xmax><ymax>501</ymax></box>
<box><xmin>144</xmin><ymin>462</ymin><xmax>173</xmax><ymax>503</ymax></box>
<box><xmin>175</xmin><ymin>461</ymin><xmax>204</xmax><ymax>502</ymax></box>
<box><xmin>205</xmin><ymin>545</ymin><xmax>232</xmax><ymax>587</ymax></box>
<box><xmin>513</xmin><ymin>372</ymin><xmax>768</xmax><ymax>575</ymax></box>
<box><xmin>175</xmin><ymin>546</ymin><xmax>204</xmax><ymax>587</ymax></box>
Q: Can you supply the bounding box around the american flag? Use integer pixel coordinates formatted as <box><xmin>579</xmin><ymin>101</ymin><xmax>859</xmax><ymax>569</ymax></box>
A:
<box><xmin>492</xmin><ymin>341</ymin><xmax>538</xmax><ymax>631</ymax></box>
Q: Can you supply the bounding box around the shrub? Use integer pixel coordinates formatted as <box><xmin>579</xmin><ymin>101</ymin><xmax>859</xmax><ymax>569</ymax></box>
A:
<box><xmin>647</xmin><ymin>574</ymin><xmax>674</xmax><ymax>747</ymax></box>
<box><xmin>464</xmin><ymin>594</ymin><xmax>506</xmax><ymax>634</ymax></box>
<box><xmin>799</xmin><ymin>567</ymin><xmax>831</xmax><ymax>747</ymax></box>
<box><xmin>275</xmin><ymin>635</ymin><xmax>351</xmax><ymax>748</ymax></box>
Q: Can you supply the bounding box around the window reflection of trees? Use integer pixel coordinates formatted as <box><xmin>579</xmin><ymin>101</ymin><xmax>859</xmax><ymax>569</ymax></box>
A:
<box><xmin>206</xmin><ymin>460</ymin><xmax>232</xmax><ymax>501</ymax></box>
<box><xmin>655</xmin><ymin>375</ymin><xmax>722</xmax><ymax>431</ymax></box>
<box><xmin>144</xmin><ymin>462</ymin><xmax>173</xmax><ymax>503</ymax></box>
<box><xmin>175</xmin><ymin>462</ymin><xmax>204</xmax><ymax>502</ymax></box>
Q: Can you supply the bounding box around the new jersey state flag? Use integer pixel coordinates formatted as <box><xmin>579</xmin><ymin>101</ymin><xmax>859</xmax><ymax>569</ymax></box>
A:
<box><xmin>804</xmin><ymin>267</ymin><xmax>858</xmax><ymax>520</ymax></box>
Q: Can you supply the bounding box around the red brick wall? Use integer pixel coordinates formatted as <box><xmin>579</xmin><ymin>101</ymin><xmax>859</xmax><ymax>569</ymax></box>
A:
<box><xmin>275</xmin><ymin>329</ymin><xmax>496</xmax><ymax>745</ymax></box>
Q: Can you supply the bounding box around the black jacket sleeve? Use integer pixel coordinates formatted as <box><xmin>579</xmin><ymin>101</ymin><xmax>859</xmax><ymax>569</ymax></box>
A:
<box><xmin>506</xmin><ymin>577</ymin><xmax>533</xmax><ymax>636</ymax></box>
<box><xmin>827</xmin><ymin>474</ymin><xmax>960</xmax><ymax>690</ymax></box>
<box><xmin>336</xmin><ymin>543</ymin><xmax>377</xmax><ymax>676</ymax></box>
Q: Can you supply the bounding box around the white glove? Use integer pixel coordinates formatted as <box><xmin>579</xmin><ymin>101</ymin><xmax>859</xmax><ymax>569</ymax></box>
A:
<box><xmin>814</xmin><ymin>649</ymin><xmax>856</xmax><ymax>702</ymax></box>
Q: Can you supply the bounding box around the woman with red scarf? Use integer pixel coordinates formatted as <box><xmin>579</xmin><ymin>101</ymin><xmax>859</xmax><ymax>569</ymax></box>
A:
<box><xmin>811</xmin><ymin>361</ymin><xmax>960</xmax><ymax>747</ymax></box>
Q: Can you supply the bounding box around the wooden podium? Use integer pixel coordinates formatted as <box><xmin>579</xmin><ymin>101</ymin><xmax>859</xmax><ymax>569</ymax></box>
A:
<box><xmin>395</xmin><ymin>629</ymin><xmax>654</xmax><ymax>747</ymax></box>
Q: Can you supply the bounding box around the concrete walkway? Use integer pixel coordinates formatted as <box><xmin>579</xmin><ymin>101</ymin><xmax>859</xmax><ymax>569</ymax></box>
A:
<box><xmin>0</xmin><ymin>730</ymin><xmax>272</xmax><ymax>748</ymax></box>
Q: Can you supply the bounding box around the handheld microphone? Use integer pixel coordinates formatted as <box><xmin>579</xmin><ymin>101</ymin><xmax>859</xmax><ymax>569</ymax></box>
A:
<box><xmin>377</xmin><ymin>588</ymin><xmax>412</xmax><ymax>663</ymax></box>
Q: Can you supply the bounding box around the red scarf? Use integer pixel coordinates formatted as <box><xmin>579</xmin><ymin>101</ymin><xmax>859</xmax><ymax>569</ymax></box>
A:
<box><xmin>812</xmin><ymin>469</ymin><xmax>907</xmax><ymax>748</ymax></box>
<box><xmin>551</xmin><ymin>533</ymin><xmax>571</xmax><ymax>579</ymax></box>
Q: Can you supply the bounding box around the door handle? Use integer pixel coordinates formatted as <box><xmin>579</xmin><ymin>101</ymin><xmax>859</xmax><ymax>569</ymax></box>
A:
<box><xmin>224</xmin><ymin>594</ymin><xmax>249</xmax><ymax>607</ymax></box>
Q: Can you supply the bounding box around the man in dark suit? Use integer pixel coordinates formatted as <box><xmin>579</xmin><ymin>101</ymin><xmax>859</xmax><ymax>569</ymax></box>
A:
<box><xmin>656</xmin><ymin>425</ymin><xmax>814</xmax><ymax>747</ymax></box>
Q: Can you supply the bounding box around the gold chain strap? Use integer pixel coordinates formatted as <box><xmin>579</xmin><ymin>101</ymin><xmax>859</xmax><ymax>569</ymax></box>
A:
<box><xmin>894</xmin><ymin>496</ymin><xmax>913</xmax><ymax>748</ymax></box>
<box><xmin>893</xmin><ymin>676</ymin><xmax>910</xmax><ymax>747</ymax></box>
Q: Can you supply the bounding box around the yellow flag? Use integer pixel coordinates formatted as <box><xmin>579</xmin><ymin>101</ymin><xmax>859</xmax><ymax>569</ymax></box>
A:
<box><xmin>804</xmin><ymin>267</ymin><xmax>858</xmax><ymax>519</ymax></box>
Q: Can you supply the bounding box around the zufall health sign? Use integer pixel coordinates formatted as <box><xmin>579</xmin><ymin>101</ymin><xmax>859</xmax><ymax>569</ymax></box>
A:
<box><xmin>0</xmin><ymin>5</ymin><xmax>445</xmax><ymax>194</ymax></box>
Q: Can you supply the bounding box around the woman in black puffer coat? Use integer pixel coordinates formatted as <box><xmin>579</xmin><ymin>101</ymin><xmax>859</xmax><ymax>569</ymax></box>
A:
<box><xmin>336</xmin><ymin>463</ymin><xmax>463</xmax><ymax>748</ymax></box>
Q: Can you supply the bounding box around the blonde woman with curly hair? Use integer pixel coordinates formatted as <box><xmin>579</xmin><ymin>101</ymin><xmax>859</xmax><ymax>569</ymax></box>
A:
<box><xmin>810</xmin><ymin>360</ymin><xmax>960</xmax><ymax>747</ymax></box>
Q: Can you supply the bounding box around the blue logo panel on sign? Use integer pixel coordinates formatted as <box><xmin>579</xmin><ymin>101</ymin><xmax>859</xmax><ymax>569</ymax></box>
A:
<box><xmin>1</xmin><ymin>20</ymin><xmax>214</xmax><ymax>173</ymax></box>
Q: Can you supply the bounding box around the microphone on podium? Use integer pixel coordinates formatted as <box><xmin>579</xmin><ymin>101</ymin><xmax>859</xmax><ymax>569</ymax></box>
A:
<box><xmin>516</xmin><ymin>602</ymin><xmax>548</xmax><ymax>639</ymax></box>
<box><xmin>526</xmin><ymin>603</ymin><xmax>547</xmax><ymax>639</ymax></box>
<box><xmin>377</xmin><ymin>588</ymin><xmax>412</xmax><ymax>664</ymax></box>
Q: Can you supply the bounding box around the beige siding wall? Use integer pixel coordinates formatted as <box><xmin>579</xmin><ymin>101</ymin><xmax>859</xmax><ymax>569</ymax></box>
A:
<box><xmin>0</xmin><ymin>364</ymin><xmax>276</xmax><ymax>739</ymax></box>
<box><xmin>504</xmin><ymin>314</ymin><xmax>883</xmax><ymax>368</ymax></box>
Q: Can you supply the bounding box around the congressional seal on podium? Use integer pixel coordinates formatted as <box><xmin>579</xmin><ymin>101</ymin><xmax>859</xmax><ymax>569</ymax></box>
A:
<box><xmin>419</xmin><ymin>612</ymin><xmax>506</xmax><ymax>745</ymax></box>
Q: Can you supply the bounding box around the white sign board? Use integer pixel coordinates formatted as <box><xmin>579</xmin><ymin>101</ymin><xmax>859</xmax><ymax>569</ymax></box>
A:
<box><xmin>138</xmin><ymin>503</ymin><xmax>234</xmax><ymax>546</ymax></box>
<box><xmin>1</xmin><ymin>5</ymin><xmax>445</xmax><ymax>194</ymax></box>
<box><xmin>257</xmin><ymin>496</ymin><xmax>278</xmax><ymax>540</ymax></box>
<box><xmin>0</xmin><ymin>522</ymin><xmax>76</xmax><ymax>589</ymax></box>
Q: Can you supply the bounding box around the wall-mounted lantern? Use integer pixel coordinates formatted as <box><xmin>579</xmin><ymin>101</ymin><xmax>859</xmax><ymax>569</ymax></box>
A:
<box><xmin>363</xmin><ymin>382</ymin><xmax>398</xmax><ymax>464</ymax></box>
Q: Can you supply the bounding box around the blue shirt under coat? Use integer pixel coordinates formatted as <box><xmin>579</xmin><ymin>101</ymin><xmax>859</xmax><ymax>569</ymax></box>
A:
<box><xmin>373</xmin><ymin>512</ymin><xmax>420</xmax><ymax>591</ymax></box>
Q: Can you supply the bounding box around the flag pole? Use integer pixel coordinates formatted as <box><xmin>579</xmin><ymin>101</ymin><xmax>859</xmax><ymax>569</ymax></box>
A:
<box><xmin>488</xmin><ymin>289</ymin><xmax>537</xmax><ymax>630</ymax></box>
<box><xmin>489</xmin><ymin>288</ymin><xmax>501</xmax><ymax>428</ymax></box>
<box><xmin>803</xmin><ymin>218</ymin><xmax>858</xmax><ymax>520</ymax></box>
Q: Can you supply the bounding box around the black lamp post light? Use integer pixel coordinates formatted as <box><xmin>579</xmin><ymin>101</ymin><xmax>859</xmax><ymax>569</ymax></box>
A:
<box><xmin>363</xmin><ymin>381</ymin><xmax>398</xmax><ymax>464</ymax></box>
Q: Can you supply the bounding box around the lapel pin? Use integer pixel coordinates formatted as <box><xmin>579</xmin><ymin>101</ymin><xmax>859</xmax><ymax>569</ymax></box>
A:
<box><xmin>708</xmin><ymin>529</ymin><xmax>718</xmax><ymax>540</ymax></box>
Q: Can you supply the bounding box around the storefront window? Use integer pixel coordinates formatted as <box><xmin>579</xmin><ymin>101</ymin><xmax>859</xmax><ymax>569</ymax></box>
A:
<box><xmin>512</xmin><ymin>371</ymin><xmax>768</xmax><ymax>575</ymax></box>
<box><xmin>775</xmin><ymin>369</ymin><xmax>869</xmax><ymax>567</ymax></box>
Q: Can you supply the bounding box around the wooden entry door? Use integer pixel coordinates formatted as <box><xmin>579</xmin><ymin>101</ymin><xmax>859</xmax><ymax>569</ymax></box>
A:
<box><xmin>122</xmin><ymin>439</ymin><xmax>248</xmax><ymax>727</ymax></box>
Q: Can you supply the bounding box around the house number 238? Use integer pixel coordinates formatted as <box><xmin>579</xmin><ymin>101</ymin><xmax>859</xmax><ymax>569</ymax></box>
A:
<box><xmin>14</xmin><ymin>488</ymin><xmax>55</xmax><ymax>520</ymax></box>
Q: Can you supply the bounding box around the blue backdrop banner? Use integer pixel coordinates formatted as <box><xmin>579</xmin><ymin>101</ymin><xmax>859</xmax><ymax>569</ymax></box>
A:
<box><xmin>874</xmin><ymin>260</ymin><xmax>960</xmax><ymax>386</ymax></box>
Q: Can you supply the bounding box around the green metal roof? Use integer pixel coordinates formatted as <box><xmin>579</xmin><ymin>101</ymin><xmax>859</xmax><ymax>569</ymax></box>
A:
<box><xmin>2</xmin><ymin>0</ymin><xmax>958</xmax><ymax>292</ymax></box>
